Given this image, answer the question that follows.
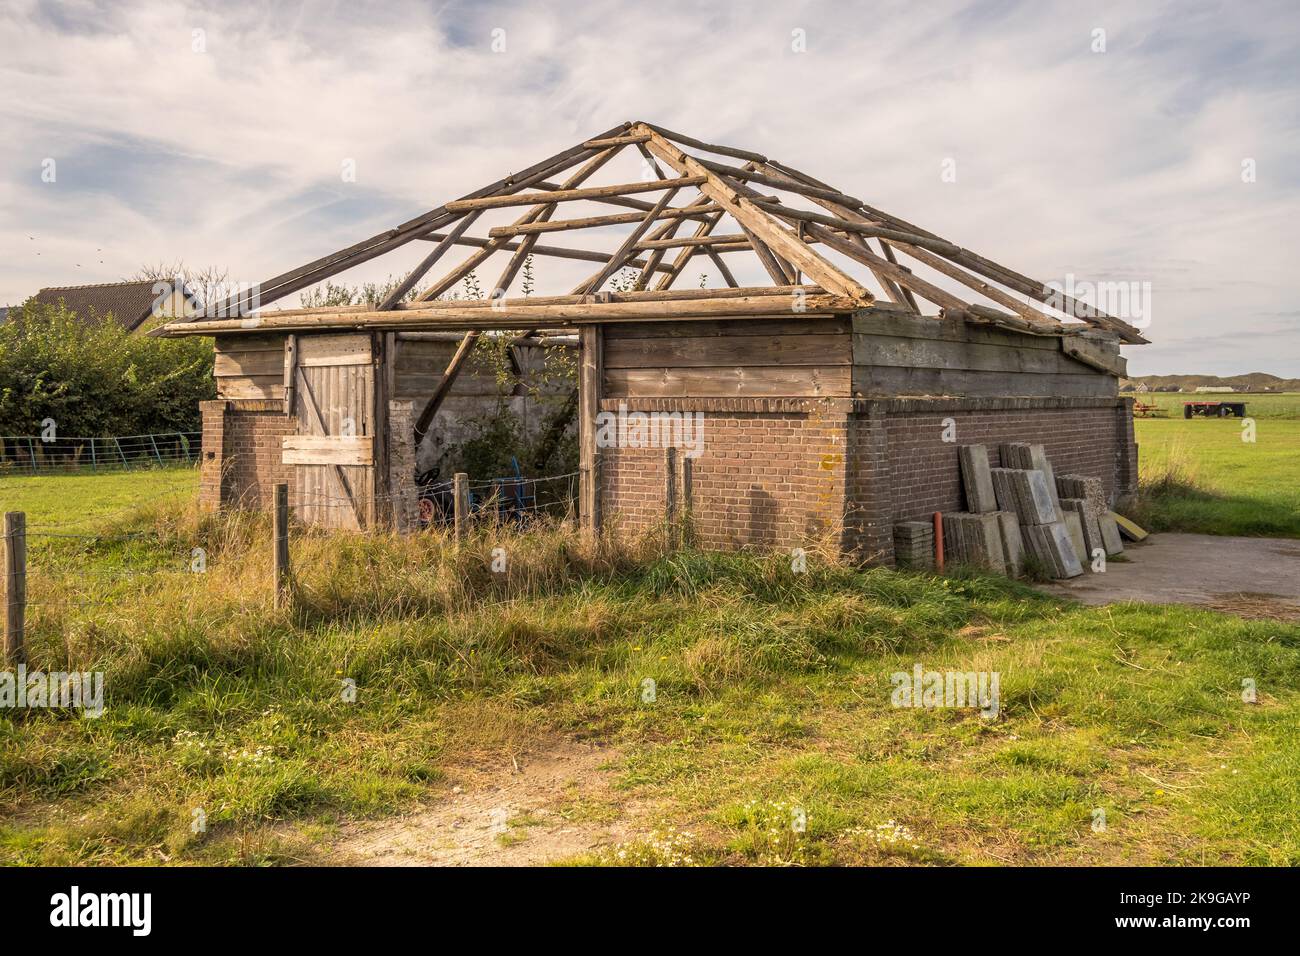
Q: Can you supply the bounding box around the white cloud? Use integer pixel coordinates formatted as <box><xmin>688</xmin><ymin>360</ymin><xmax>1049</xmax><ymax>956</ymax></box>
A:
<box><xmin>1</xmin><ymin>0</ymin><xmax>1297</xmax><ymax>374</ymax></box>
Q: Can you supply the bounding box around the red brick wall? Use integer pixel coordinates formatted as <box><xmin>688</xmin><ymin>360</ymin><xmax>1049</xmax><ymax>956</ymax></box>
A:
<box><xmin>598</xmin><ymin>395</ymin><xmax>1137</xmax><ymax>564</ymax></box>
<box><xmin>598</xmin><ymin>399</ymin><xmax>849</xmax><ymax>551</ymax></box>
<box><xmin>200</xmin><ymin>400</ymin><xmax>296</xmax><ymax>512</ymax></box>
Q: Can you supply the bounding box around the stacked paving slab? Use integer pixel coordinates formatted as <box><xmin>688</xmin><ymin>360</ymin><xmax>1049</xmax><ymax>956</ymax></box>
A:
<box><xmin>891</xmin><ymin>443</ymin><xmax>1120</xmax><ymax>580</ymax></box>
<box><xmin>893</xmin><ymin>521</ymin><xmax>935</xmax><ymax>569</ymax></box>
<box><xmin>1058</xmin><ymin>474</ymin><xmax>1124</xmax><ymax>557</ymax></box>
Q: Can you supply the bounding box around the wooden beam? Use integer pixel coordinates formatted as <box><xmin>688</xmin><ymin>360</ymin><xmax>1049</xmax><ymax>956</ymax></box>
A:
<box><xmin>248</xmin><ymin>284</ymin><xmax>821</xmax><ymax>318</ymax></box>
<box><xmin>584</xmin><ymin>134</ymin><xmax>651</xmax><ymax>147</ymax></box>
<box><xmin>420</xmin><ymin>232</ymin><xmax>669</xmax><ymax>271</ymax></box>
<box><xmin>165</xmin><ymin>292</ymin><xmax>860</xmax><ymax>335</ymax></box>
<box><xmin>378</xmin><ymin>210</ymin><xmax>481</xmax><ymax>310</ymax></box>
<box><xmin>578</xmin><ymin>325</ymin><xmax>603</xmax><ymax>535</ymax></box>
<box><xmin>757</xmin><ymin>158</ymin><xmax>1146</xmax><ymax>342</ymax></box>
<box><xmin>635</xmin><ymin>234</ymin><xmax>748</xmax><ymax>250</ymax></box>
<box><xmin>696</xmin><ymin>158</ymin><xmax>864</xmax><ymax>207</ymax></box>
<box><xmin>638</xmin><ymin>122</ymin><xmax>768</xmax><ymax>164</ymax></box>
<box><xmin>636</xmin><ymin>124</ymin><xmax>871</xmax><ymax>302</ymax></box>
<box><xmin>193</xmin><ymin>122</ymin><xmax>635</xmax><ymax>321</ymax></box>
<box><xmin>444</xmin><ymin>176</ymin><xmax>704</xmax><ymax>213</ymax></box>
<box><xmin>575</xmin><ymin>186</ymin><xmax>684</xmax><ymax>295</ymax></box>
<box><xmin>530</xmin><ymin>180</ymin><xmax>713</xmax><ymax>219</ymax></box>
<box><xmin>805</xmin><ymin>222</ymin><xmax>970</xmax><ymax>312</ymax></box>
<box><xmin>655</xmin><ymin>211</ymin><xmax>725</xmax><ymax>291</ymax></box>
<box><xmin>413</xmin><ymin>330</ymin><xmax>478</xmax><ymax>440</ymax></box>
<box><xmin>487</xmin><ymin>205</ymin><xmax>722</xmax><ymax>238</ymax></box>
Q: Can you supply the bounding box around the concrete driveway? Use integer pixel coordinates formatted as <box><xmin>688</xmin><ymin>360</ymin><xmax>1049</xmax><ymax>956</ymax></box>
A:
<box><xmin>1044</xmin><ymin>532</ymin><xmax>1300</xmax><ymax>620</ymax></box>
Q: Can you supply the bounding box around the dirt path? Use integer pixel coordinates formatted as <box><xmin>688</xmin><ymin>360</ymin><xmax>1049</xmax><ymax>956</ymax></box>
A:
<box><xmin>328</xmin><ymin>741</ymin><xmax>646</xmax><ymax>866</ymax></box>
<box><xmin>1045</xmin><ymin>532</ymin><xmax>1300</xmax><ymax>620</ymax></box>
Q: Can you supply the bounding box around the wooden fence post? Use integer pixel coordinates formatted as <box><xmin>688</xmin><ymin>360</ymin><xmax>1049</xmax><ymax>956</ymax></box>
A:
<box><xmin>681</xmin><ymin>454</ymin><xmax>694</xmax><ymax>547</ymax></box>
<box><xmin>4</xmin><ymin>512</ymin><xmax>26</xmax><ymax>665</ymax></box>
<box><xmin>664</xmin><ymin>447</ymin><xmax>678</xmax><ymax>549</ymax></box>
<box><xmin>453</xmin><ymin>472</ymin><xmax>469</xmax><ymax>544</ymax></box>
<box><xmin>273</xmin><ymin>484</ymin><xmax>290</xmax><ymax>608</ymax></box>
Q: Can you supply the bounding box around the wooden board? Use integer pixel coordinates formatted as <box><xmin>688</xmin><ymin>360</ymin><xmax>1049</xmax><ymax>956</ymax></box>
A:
<box><xmin>282</xmin><ymin>435</ymin><xmax>374</xmax><ymax>466</ymax></box>
<box><xmin>852</xmin><ymin>312</ymin><xmax>1061</xmax><ymax>351</ymax></box>
<box><xmin>214</xmin><ymin>333</ymin><xmax>290</xmax><ymax>400</ymax></box>
<box><xmin>292</xmin><ymin>333</ymin><xmax>376</xmax><ymax>530</ymax></box>
<box><xmin>853</xmin><ymin>365</ymin><xmax>1116</xmax><ymax>399</ymax></box>
<box><xmin>608</xmin><ymin>316</ymin><xmax>850</xmax><ymax>339</ymax></box>
<box><xmin>854</xmin><ymin>334</ymin><xmax>1091</xmax><ymax>376</ymax></box>
<box><xmin>605</xmin><ymin>333</ymin><xmax>850</xmax><ymax>369</ymax></box>
<box><xmin>216</xmin><ymin>378</ymin><xmax>284</xmax><ymax>400</ymax></box>
<box><xmin>605</xmin><ymin>365</ymin><xmax>851</xmax><ymax>398</ymax></box>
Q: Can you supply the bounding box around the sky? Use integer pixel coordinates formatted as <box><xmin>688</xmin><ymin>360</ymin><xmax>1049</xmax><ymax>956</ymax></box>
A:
<box><xmin>1</xmin><ymin>0</ymin><xmax>1297</xmax><ymax>376</ymax></box>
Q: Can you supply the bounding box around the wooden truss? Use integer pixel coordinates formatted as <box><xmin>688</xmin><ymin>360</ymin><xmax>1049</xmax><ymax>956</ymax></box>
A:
<box><xmin>165</xmin><ymin>120</ymin><xmax>1148</xmax><ymax>431</ymax></box>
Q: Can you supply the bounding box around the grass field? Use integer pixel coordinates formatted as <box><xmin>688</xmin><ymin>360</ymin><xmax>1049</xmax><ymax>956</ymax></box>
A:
<box><xmin>1</xmin><ymin>468</ymin><xmax>1297</xmax><ymax>866</ymax></box>
<box><xmin>1133</xmin><ymin>402</ymin><xmax>1300</xmax><ymax>538</ymax></box>
<box><xmin>1129</xmin><ymin>391</ymin><xmax>1300</xmax><ymax>419</ymax></box>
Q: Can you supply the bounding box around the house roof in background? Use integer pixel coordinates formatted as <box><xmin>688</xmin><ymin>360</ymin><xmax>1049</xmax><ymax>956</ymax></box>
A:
<box><xmin>33</xmin><ymin>280</ymin><xmax>168</xmax><ymax>332</ymax></box>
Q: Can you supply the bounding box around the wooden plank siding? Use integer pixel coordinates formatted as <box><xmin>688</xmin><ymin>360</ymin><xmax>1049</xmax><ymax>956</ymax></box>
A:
<box><xmin>214</xmin><ymin>334</ymin><xmax>286</xmax><ymax>401</ymax></box>
<box><xmin>852</xmin><ymin>312</ymin><xmax>1118</xmax><ymax>400</ymax></box>
<box><xmin>602</xmin><ymin>316</ymin><xmax>853</xmax><ymax>399</ymax></box>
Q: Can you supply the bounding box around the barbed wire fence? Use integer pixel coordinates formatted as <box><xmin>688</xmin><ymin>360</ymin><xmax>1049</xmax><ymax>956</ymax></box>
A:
<box><xmin>0</xmin><ymin>432</ymin><xmax>201</xmax><ymax>474</ymax></box>
<box><xmin>1</xmin><ymin>467</ymin><xmax>585</xmax><ymax>665</ymax></box>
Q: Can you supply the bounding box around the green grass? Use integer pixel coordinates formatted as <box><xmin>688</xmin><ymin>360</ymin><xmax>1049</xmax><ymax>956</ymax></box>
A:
<box><xmin>0</xmin><ymin>471</ymin><xmax>1297</xmax><ymax>866</ymax></box>
<box><xmin>1128</xmin><ymin>391</ymin><xmax>1300</xmax><ymax>419</ymax></box>
<box><xmin>1133</xmin><ymin>418</ymin><xmax>1300</xmax><ymax>537</ymax></box>
<box><xmin>0</xmin><ymin>464</ymin><xmax>198</xmax><ymax>531</ymax></box>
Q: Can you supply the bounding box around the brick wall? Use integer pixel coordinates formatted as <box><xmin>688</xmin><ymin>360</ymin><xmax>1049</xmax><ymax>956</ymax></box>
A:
<box><xmin>843</xmin><ymin>396</ymin><xmax>1137</xmax><ymax>563</ymax></box>
<box><xmin>598</xmin><ymin>395</ymin><xmax>1137</xmax><ymax>564</ymax></box>
<box><xmin>599</xmin><ymin>398</ymin><xmax>849</xmax><ymax>551</ymax></box>
<box><xmin>199</xmin><ymin>399</ymin><xmax>296</xmax><ymax>512</ymax></box>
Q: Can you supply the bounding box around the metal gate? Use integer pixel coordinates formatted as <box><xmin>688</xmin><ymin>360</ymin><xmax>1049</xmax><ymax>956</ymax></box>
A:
<box><xmin>281</xmin><ymin>333</ymin><xmax>377</xmax><ymax>529</ymax></box>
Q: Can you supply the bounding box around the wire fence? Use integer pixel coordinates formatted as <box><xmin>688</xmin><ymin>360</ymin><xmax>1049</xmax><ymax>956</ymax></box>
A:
<box><xmin>0</xmin><ymin>433</ymin><xmax>201</xmax><ymax>474</ymax></box>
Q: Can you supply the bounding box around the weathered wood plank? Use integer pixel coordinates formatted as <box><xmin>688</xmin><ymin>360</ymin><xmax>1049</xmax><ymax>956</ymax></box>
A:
<box><xmin>605</xmin><ymin>365</ymin><xmax>851</xmax><ymax>398</ymax></box>
<box><xmin>607</xmin><ymin>316</ymin><xmax>850</xmax><ymax>339</ymax></box>
<box><xmin>214</xmin><ymin>350</ymin><xmax>286</xmax><ymax>378</ymax></box>
<box><xmin>282</xmin><ymin>435</ymin><xmax>374</xmax><ymax>466</ymax></box>
<box><xmin>217</xmin><ymin>377</ymin><xmax>284</xmax><ymax>400</ymax></box>
<box><xmin>853</xmin><ymin>365</ymin><xmax>1116</xmax><ymax>399</ymax></box>
<box><xmin>606</xmin><ymin>333</ymin><xmax>851</xmax><ymax>369</ymax></box>
<box><xmin>854</xmin><ymin>334</ymin><xmax>1084</xmax><ymax>375</ymax></box>
<box><xmin>852</xmin><ymin>312</ymin><xmax>1060</xmax><ymax>351</ymax></box>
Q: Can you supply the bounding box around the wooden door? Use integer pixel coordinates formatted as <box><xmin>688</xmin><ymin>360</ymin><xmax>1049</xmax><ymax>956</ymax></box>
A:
<box><xmin>282</xmin><ymin>333</ymin><xmax>376</xmax><ymax>529</ymax></box>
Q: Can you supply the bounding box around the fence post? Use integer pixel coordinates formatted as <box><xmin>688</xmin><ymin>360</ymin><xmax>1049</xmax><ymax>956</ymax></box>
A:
<box><xmin>4</xmin><ymin>512</ymin><xmax>26</xmax><ymax>666</ymax></box>
<box><xmin>681</xmin><ymin>453</ymin><xmax>693</xmax><ymax>547</ymax></box>
<box><xmin>273</xmin><ymin>484</ymin><xmax>290</xmax><ymax>608</ymax></box>
<box><xmin>664</xmin><ymin>447</ymin><xmax>678</xmax><ymax>550</ymax></box>
<box><xmin>453</xmin><ymin>473</ymin><xmax>469</xmax><ymax>545</ymax></box>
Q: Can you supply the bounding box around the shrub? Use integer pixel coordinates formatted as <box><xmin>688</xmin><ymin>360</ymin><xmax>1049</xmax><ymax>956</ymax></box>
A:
<box><xmin>0</xmin><ymin>299</ymin><xmax>215</xmax><ymax>436</ymax></box>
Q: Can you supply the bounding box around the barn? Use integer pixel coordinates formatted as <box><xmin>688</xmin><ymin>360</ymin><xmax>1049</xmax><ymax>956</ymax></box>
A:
<box><xmin>160</xmin><ymin>121</ymin><xmax>1144</xmax><ymax>564</ymax></box>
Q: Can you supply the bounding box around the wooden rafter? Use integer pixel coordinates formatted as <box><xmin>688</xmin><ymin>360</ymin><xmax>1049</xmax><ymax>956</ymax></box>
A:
<box><xmin>635</xmin><ymin>124</ymin><xmax>872</xmax><ymax>301</ymax></box>
<box><xmin>159</xmin><ymin>119</ymin><xmax>1147</xmax><ymax>351</ymax></box>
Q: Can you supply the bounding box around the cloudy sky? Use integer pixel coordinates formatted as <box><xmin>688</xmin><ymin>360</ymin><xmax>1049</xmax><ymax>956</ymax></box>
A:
<box><xmin>2</xmin><ymin>0</ymin><xmax>1297</xmax><ymax>375</ymax></box>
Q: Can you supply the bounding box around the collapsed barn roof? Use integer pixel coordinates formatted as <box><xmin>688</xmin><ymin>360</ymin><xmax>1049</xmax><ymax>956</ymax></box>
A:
<box><xmin>160</xmin><ymin>121</ymin><xmax>1147</xmax><ymax>345</ymax></box>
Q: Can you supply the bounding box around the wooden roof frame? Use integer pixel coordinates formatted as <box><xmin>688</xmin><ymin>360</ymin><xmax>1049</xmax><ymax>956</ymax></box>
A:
<box><xmin>159</xmin><ymin>120</ymin><xmax>1148</xmax><ymax>346</ymax></box>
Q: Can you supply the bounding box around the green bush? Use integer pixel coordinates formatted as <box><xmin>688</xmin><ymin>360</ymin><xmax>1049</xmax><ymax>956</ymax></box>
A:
<box><xmin>0</xmin><ymin>299</ymin><xmax>215</xmax><ymax>436</ymax></box>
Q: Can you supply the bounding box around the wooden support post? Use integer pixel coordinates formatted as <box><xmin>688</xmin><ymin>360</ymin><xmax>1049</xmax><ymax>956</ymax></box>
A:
<box><xmin>578</xmin><ymin>326</ymin><xmax>603</xmax><ymax>536</ymax></box>
<box><xmin>664</xmin><ymin>447</ymin><xmax>678</xmax><ymax>549</ymax></box>
<box><xmin>681</xmin><ymin>454</ymin><xmax>694</xmax><ymax>546</ymax></box>
<box><xmin>273</xmin><ymin>484</ymin><xmax>290</xmax><ymax>608</ymax></box>
<box><xmin>453</xmin><ymin>473</ymin><xmax>469</xmax><ymax>544</ymax></box>
<box><xmin>3</xmin><ymin>512</ymin><xmax>25</xmax><ymax>665</ymax></box>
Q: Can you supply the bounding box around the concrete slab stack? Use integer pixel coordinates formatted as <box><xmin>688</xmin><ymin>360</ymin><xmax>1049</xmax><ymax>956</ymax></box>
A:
<box><xmin>893</xmin><ymin>521</ymin><xmax>935</xmax><ymax>569</ymax></box>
